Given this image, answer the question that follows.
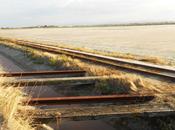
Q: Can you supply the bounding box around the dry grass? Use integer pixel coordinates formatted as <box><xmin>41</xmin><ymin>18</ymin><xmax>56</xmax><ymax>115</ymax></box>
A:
<box><xmin>0</xmin><ymin>67</ymin><xmax>34</xmax><ymax>130</ymax></box>
<box><xmin>43</xmin><ymin>52</ymin><xmax>150</xmax><ymax>94</ymax></box>
<box><xmin>23</xmin><ymin>49</ymin><xmax>144</xmax><ymax>93</ymax></box>
<box><xmin>95</xmin><ymin>75</ymin><xmax>141</xmax><ymax>94</ymax></box>
<box><xmin>0</xmin><ymin>41</ymin><xmax>147</xmax><ymax>94</ymax></box>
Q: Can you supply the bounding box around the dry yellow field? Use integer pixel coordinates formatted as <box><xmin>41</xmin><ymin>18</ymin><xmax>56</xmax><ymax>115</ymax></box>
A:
<box><xmin>0</xmin><ymin>25</ymin><xmax>175</xmax><ymax>61</ymax></box>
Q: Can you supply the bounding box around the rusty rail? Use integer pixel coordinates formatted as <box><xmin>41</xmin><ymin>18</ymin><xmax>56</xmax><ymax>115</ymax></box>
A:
<box><xmin>27</xmin><ymin>94</ymin><xmax>154</xmax><ymax>106</ymax></box>
<box><xmin>0</xmin><ymin>70</ymin><xmax>86</xmax><ymax>77</ymax></box>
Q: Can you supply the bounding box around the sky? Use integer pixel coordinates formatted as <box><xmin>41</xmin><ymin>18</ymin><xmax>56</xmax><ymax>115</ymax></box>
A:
<box><xmin>0</xmin><ymin>0</ymin><xmax>175</xmax><ymax>27</ymax></box>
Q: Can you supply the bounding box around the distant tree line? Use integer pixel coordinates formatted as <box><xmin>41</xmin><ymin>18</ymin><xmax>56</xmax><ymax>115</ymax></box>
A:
<box><xmin>1</xmin><ymin>22</ymin><xmax>175</xmax><ymax>29</ymax></box>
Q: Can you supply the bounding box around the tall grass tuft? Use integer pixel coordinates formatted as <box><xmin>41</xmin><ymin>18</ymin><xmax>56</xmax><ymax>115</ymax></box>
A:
<box><xmin>95</xmin><ymin>75</ymin><xmax>140</xmax><ymax>94</ymax></box>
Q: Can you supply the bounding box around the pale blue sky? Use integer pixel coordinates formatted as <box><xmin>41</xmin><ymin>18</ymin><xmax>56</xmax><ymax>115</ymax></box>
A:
<box><xmin>0</xmin><ymin>0</ymin><xmax>175</xmax><ymax>27</ymax></box>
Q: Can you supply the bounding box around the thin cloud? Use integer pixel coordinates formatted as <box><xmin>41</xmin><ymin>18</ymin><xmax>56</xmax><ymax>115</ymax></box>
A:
<box><xmin>0</xmin><ymin>0</ymin><xmax>175</xmax><ymax>27</ymax></box>
<box><xmin>59</xmin><ymin>0</ymin><xmax>83</xmax><ymax>7</ymax></box>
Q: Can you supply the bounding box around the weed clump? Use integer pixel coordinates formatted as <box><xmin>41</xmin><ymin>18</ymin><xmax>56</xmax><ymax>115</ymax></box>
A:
<box><xmin>95</xmin><ymin>75</ymin><xmax>142</xmax><ymax>94</ymax></box>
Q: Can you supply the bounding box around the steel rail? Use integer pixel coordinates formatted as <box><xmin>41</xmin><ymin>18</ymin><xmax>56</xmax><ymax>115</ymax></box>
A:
<box><xmin>27</xmin><ymin>94</ymin><xmax>154</xmax><ymax>106</ymax></box>
<box><xmin>0</xmin><ymin>70</ymin><xmax>86</xmax><ymax>77</ymax></box>
<box><xmin>17</xmin><ymin>40</ymin><xmax>175</xmax><ymax>72</ymax></box>
<box><xmin>15</xmin><ymin>40</ymin><xmax>175</xmax><ymax>81</ymax></box>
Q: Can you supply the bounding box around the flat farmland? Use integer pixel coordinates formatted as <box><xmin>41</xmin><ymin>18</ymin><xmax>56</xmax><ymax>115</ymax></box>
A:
<box><xmin>0</xmin><ymin>25</ymin><xmax>175</xmax><ymax>61</ymax></box>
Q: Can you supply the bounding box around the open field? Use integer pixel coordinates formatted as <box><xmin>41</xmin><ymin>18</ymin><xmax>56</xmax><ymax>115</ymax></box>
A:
<box><xmin>0</xmin><ymin>25</ymin><xmax>175</xmax><ymax>62</ymax></box>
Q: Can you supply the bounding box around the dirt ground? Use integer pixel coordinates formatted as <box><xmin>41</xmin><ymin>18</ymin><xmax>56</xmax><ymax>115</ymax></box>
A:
<box><xmin>0</xmin><ymin>54</ymin><xmax>22</xmax><ymax>72</ymax></box>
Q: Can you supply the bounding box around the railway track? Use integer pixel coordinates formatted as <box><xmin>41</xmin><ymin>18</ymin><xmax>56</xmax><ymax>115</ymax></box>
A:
<box><xmin>0</xmin><ymin>38</ymin><xmax>174</xmax><ymax>127</ymax></box>
<box><xmin>14</xmin><ymin>40</ymin><xmax>175</xmax><ymax>81</ymax></box>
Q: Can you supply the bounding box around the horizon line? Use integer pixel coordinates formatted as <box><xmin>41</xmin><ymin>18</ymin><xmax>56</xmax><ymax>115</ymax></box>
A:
<box><xmin>1</xmin><ymin>21</ymin><xmax>175</xmax><ymax>29</ymax></box>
